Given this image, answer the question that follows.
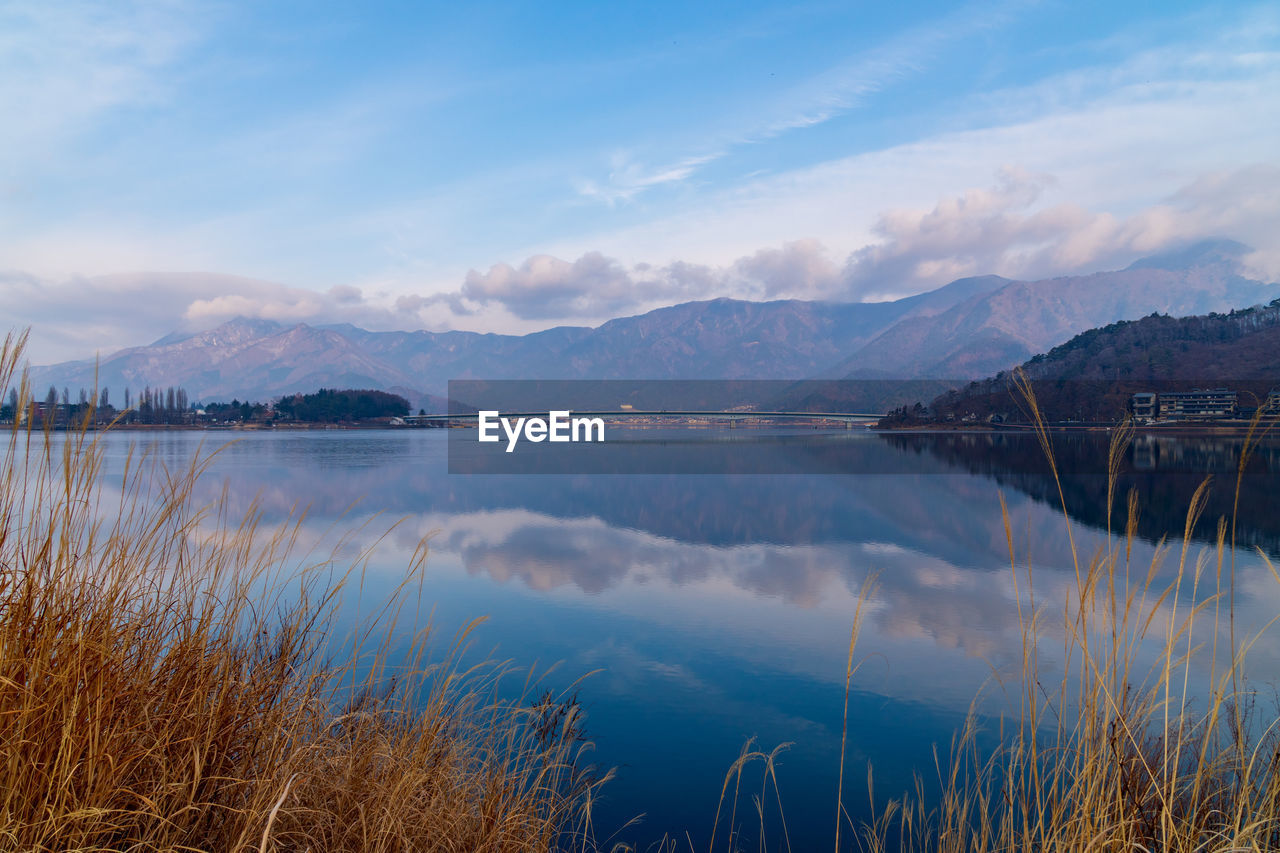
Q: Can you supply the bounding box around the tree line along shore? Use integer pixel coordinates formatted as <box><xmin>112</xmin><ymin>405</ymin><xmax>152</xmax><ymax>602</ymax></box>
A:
<box><xmin>0</xmin><ymin>385</ymin><xmax>413</xmax><ymax>428</ymax></box>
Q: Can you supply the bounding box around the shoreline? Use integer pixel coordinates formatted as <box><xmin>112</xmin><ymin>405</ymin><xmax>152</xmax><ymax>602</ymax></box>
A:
<box><xmin>873</xmin><ymin>421</ymin><xmax>1279</xmax><ymax>436</ymax></box>
<box><xmin>16</xmin><ymin>419</ymin><xmax>1280</xmax><ymax>437</ymax></box>
<box><xmin>8</xmin><ymin>421</ymin><xmax>431</xmax><ymax>432</ymax></box>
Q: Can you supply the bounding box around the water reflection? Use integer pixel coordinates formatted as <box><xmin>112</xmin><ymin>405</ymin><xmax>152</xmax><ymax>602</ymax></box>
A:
<box><xmin>75</xmin><ymin>428</ymin><xmax>1280</xmax><ymax>849</ymax></box>
<box><xmin>880</xmin><ymin>430</ymin><xmax>1280</xmax><ymax>556</ymax></box>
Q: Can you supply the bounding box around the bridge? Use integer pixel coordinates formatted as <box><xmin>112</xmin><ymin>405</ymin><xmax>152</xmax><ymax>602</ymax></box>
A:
<box><xmin>403</xmin><ymin>410</ymin><xmax>886</xmax><ymax>427</ymax></box>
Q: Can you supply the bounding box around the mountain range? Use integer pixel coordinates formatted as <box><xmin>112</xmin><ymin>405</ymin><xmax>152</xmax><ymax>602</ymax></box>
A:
<box><xmin>25</xmin><ymin>240</ymin><xmax>1277</xmax><ymax>408</ymax></box>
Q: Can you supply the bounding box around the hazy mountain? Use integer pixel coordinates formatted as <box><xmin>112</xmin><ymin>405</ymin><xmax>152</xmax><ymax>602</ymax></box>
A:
<box><xmin>24</xmin><ymin>274</ymin><xmax>1008</xmax><ymax>406</ymax></box>
<box><xmin>25</xmin><ymin>241</ymin><xmax>1276</xmax><ymax>408</ymax></box>
<box><xmin>27</xmin><ymin>321</ymin><xmax>426</xmax><ymax>406</ymax></box>
<box><xmin>833</xmin><ymin>240</ymin><xmax>1275</xmax><ymax>379</ymax></box>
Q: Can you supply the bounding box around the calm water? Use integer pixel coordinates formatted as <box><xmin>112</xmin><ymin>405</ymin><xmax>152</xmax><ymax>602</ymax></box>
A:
<box><xmin>80</xmin><ymin>428</ymin><xmax>1280</xmax><ymax>849</ymax></box>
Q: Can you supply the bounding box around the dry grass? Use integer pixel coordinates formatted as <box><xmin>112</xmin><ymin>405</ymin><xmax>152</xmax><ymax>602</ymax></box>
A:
<box><xmin>0</xmin><ymin>331</ymin><xmax>606</xmax><ymax>852</ymax></box>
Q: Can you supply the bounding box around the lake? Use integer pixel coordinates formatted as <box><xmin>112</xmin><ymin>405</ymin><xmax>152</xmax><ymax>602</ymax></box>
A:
<box><xmin>80</xmin><ymin>427</ymin><xmax>1280</xmax><ymax>850</ymax></box>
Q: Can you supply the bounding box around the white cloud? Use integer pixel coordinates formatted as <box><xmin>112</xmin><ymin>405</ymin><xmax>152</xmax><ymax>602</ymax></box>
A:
<box><xmin>732</xmin><ymin>239</ymin><xmax>842</xmax><ymax>300</ymax></box>
<box><xmin>458</xmin><ymin>251</ymin><xmax>724</xmax><ymax>319</ymax></box>
<box><xmin>842</xmin><ymin>164</ymin><xmax>1280</xmax><ymax>299</ymax></box>
<box><xmin>461</xmin><ymin>252</ymin><xmax>637</xmax><ymax>318</ymax></box>
<box><xmin>1168</xmin><ymin>166</ymin><xmax>1280</xmax><ymax>282</ymax></box>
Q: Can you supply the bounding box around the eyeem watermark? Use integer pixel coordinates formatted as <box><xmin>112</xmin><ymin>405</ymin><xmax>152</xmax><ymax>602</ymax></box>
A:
<box><xmin>477</xmin><ymin>410</ymin><xmax>605</xmax><ymax>452</ymax></box>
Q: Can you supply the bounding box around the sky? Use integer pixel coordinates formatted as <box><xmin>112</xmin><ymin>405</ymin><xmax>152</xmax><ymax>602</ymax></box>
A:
<box><xmin>2</xmin><ymin>0</ymin><xmax>1280</xmax><ymax>363</ymax></box>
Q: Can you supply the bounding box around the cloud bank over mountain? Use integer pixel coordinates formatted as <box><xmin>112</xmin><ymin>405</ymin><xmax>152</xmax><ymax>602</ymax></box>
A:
<box><xmin>7</xmin><ymin>164</ymin><xmax>1280</xmax><ymax>364</ymax></box>
<box><xmin>23</xmin><ymin>241</ymin><xmax>1276</xmax><ymax>412</ymax></box>
<box><xmin>842</xmin><ymin>164</ymin><xmax>1280</xmax><ymax>300</ymax></box>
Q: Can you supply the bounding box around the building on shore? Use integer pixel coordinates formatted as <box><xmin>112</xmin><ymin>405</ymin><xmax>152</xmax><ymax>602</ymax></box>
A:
<box><xmin>1131</xmin><ymin>392</ymin><xmax>1157</xmax><ymax>419</ymax></box>
<box><xmin>1156</xmin><ymin>388</ymin><xmax>1237</xmax><ymax>420</ymax></box>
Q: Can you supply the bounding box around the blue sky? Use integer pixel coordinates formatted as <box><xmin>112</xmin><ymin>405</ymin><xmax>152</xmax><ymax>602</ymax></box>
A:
<box><xmin>2</xmin><ymin>0</ymin><xmax>1279</xmax><ymax>361</ymax></box>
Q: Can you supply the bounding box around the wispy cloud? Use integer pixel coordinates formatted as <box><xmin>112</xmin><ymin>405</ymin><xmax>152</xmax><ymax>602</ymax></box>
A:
<box><xmin>573</xmin><ymin>0</ymin><xmax>1027</xmax><ymax>204</ymax></box>
<box><xmin>575</xmin><ymin>151</ymin><xmax>724</xmax><ymax>205</ymax></box>
<box><xmin>750</xmin><ymin>0</ymin><xmax>1024</xmax><ymax>139</ymax></box>
<box><xmin>0</xmin><ymin>0</ymin><xmax>204</xmax><ymax>166</ymax></box>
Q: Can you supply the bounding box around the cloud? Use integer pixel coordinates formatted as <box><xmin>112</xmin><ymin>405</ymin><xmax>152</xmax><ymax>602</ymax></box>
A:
<box><xmin>841</xmin><ymin>164</ymin><xmax>1280</xmax><ymax>299</ymax></box>
<box><xmin>424</xmin><ymin>509</ymin><xmax>1026</xmax><ymax>660</ymax></box>
<box><xmin>462</xmin><ymin>252</ymin><xmax>636</xmax><ymax>318</ymax></box>
<box><xmin>733</xmin><ymin>239</ymin><xmax>843</xmax><ymax>299</ymax></box>
<box><xmin>328</xmin><ymin>284</ymin><xmax>364</xmax><ymax>304</ymax></box>
<box><xmin>559</xmin><ymin>22</ymin><xmax>1280</xmax><ymax>282</ymax></box>
<box><xmin>0</xmin><ymin>270</ymin><xmax>429</xmax><ymax>364</ymax></box>
<box><xmin>572</xmin><ymin>0</ymin><xmax>1024</xmax><ymax>206</ymax></box>
<box><xmin>575</xmin><ymin>152</ymin><xmax>724</xmax><ymax>206</ymax></box>
<box><xmin>184</xmin><ymin>292</ymin><xmax>328</xmax><ymax>324</ymax></box>
<box><xmin>842</xmin><ymin>166</ymin><xmax>1065</xmax><ymax>298</ymax></box>
<box><xmin>458</xmin><ymin>251</ymin><xmax>727</xmax><ymax>320</ymax></box>
<box><xmin>0</xmin><ymin>1</ymin><xmax>203</xmax><ymax>167</ymax></box>
<box><xmin>443</xmin><ymin>240</ymin><xmax>855</xmax><ymax>320</ymax></box>
<box><xmin>1168</xmin><ymin>165</ymin><xmax>1280</xmax><ymax>282</ymax></box>
<box><xmin>441</xmin><ymin>163</ymin><xmax>1280</xmax><ymax>317</ymax></box>
<box><xmin>0</xmin><ymin>271</ymin><xmax>255</xmax><ymax>363</ymax></box>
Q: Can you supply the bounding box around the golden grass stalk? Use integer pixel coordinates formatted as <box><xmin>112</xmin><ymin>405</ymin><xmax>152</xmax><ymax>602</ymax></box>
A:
<box><xmin>0</xmin><ymin>332</ymin><xmax>607</xmax><ymax>852</ymax></box>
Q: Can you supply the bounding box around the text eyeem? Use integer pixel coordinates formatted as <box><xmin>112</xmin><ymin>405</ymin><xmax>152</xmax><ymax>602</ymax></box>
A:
<box><xmin>477</xmin><ymin>411</ymin><xmax>605</xmax><ymax>452</ymax></box>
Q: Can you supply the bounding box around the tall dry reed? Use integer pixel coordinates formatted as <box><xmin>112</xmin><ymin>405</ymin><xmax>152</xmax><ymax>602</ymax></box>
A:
<box><xmin>0</xmin><ymin>331</ymin><xmax>606</xmax><ymax>852</ymax></box>
<box><xmin>850</xmin><ymin>371</ymin><xmax>1280</xmax><ymax>852</ymax></box>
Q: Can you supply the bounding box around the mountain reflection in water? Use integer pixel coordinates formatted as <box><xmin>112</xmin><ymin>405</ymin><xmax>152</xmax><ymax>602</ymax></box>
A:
<box><xmin>79</xmin><ymin>428</ymin><xmax>1280</xmax><ymax>850</ymax></box>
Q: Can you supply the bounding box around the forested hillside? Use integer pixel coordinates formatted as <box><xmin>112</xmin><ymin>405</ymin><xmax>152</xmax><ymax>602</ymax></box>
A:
<box><xmin>887</xmin><ymin>300</ymin><xmax>1280</xmax><ymax>424</ymax></box>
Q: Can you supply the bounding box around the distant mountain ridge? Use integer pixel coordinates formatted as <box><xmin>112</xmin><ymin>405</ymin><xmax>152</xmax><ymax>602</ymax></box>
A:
<box><xmin>835</xmin><ymin>240</ymin><xmax>1271</xmax><ymax>379</ymax></box>
<box><xmin>25</xmin><ymin>240</ymin><xmax>1277</xmax><ymax>407</ymax></box>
